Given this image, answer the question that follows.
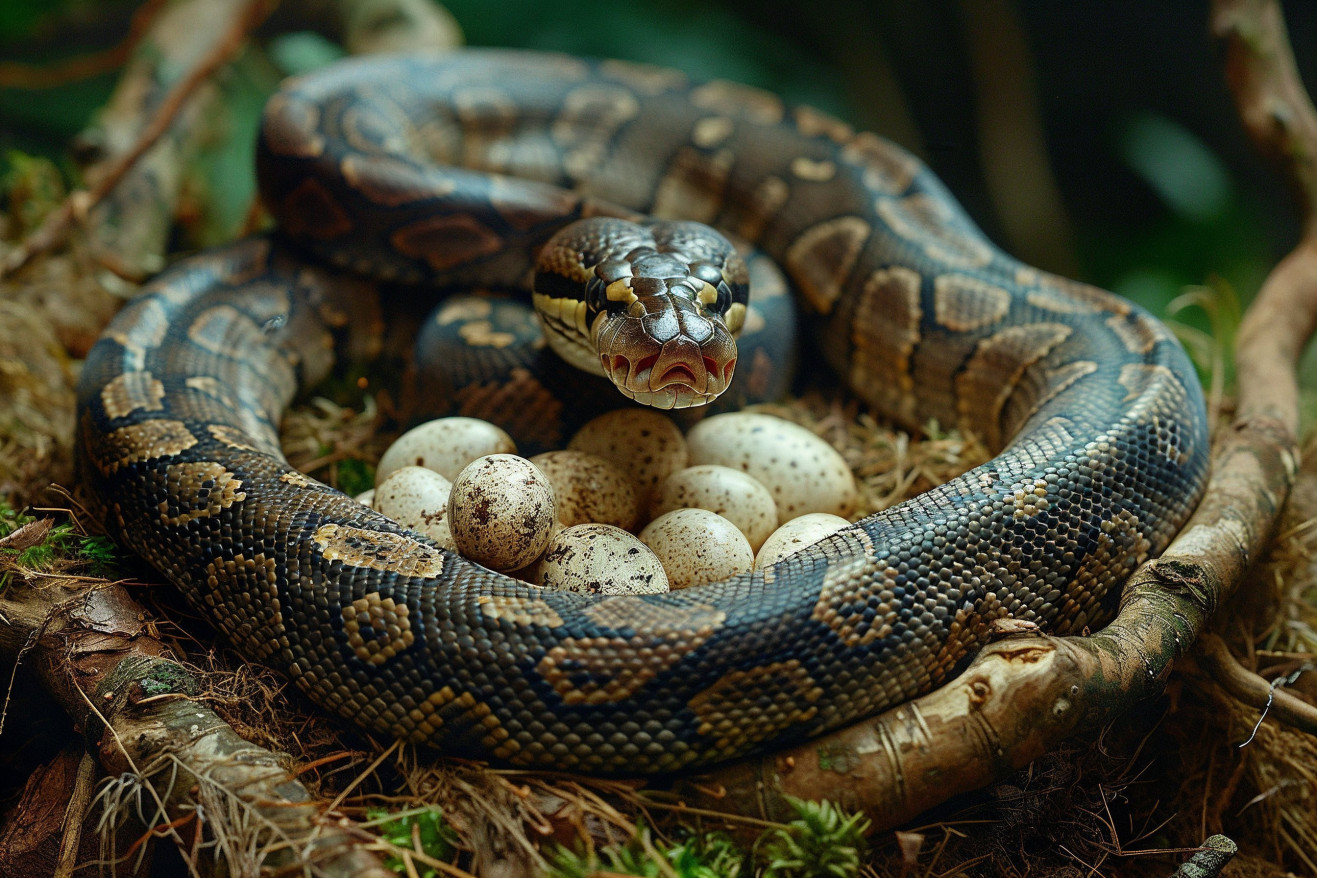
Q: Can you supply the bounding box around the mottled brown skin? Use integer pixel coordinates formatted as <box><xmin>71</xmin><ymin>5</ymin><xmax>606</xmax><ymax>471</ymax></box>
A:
<box><xmin>76</xmin><ymin>49</ymin><xmax>1210</xmax><ymax>774</ymax></box>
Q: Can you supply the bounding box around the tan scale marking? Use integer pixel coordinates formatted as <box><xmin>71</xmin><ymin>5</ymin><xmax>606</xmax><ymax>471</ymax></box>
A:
<box><xmin>582</xmin><ymin>596</ymin><xmax>725</xmax><ymax>634</ymax></box>
<box><xmin>101</xmin><ymin>371</ymin><xmax>165</xmax><ymax>419</ymax></box>
<box><xmin>1015</xmin><ymin>267</ymin><xmax>1128</xmax><ymax>315</ymax></box>
<box><xmin>651</xmin><ymin>147</ymin><xmax>735</xmax><ymax>224</ymax></box>
<box><xmin>186</xmin><ymin>305</ymin><xmax>266</xmax><ymax>358</ymax></box>
<box><xmin>160</xmin><ymin>461</ymin><xmax>246</xmax><ymax>526</ymax></box>
<box><xmin>955</xmin><ymin>323</ymin><xmax>1073</xmax><ymax>448</ymax></box>
<box><xmin>840</xmin><ymin>132</ymin><xmax>918</xmax><ymax>196</ymax></box>
<box><xmin>390</xmin><ymin>214</ymin><xmax>503</xmax><ymax>271</ymax></box>
<box><xmin>1025</xmin><ymin>289</ymin><xmax>1097</xmax><ymax>315</ymax></box>
<box><xmin>477</xmin><ymin>594</ymin><xmax>565</xmax><ymax>629</ymax></box>
<box><xmin>436</xmin><ymin>298</ymin><xmax>493</xmax><ymax>324</ymax></box>
<box><xmin>260</xmin><ymin>93</ymin><xmax>324</xmax><ymax>158</ymax></box>
<box><xmin>793</xmin><ymin>105</ymin><xmax>854</xmax><ymax>141</ymax></box>
<box><xmin>203</xmin><ymin>553</ymin><xmax>284</xmax><ymax>660</ymax></box>
<box><xmin>107</xmin><ymin>298</ymin><xmax>170</xmax><ymax>370</ymax></box>
<box><xmin>724</xmin><ymin>301</ymin><xmax>747</xmax><ymax>335</ymax></box>
<box><xmin>689</xmin><ymin>660</ymin><xmax>822</xmax><ymax>754</ymax></box>
<box><xmin>342</xmin><ymin>592</ymin><xmax>415</xmax><ymax>666</ymax></box>
<box><xmin>339</xmin><ymin>94</ymin><xmax>418</xmax><ymax>157</ymax></box>
<box><xmin>538</xmin><ymin>631</ymin><xmax>704</xmax><ymax>705</ymax></box>
<box><xmin>458</xmin><ymin>320</ymin><xmax>517</xmax><ymax>348</ymax></box>
<box><xmin>599</xmin><ymin>58</ymin><xmax>686</xmax><ymax>94</ymax></box>
<box><xmin>279</xmin><ymin>178</ymin><xmax>353</xmax><ymax>240</ymax></box>
<box><xmin>553</xmin><ymin>84</ymin><xmax>639</xmax><ymax>179</ymax></box>
<box><xmin>847</xmin><ymin>266</ymin><xmax>922</xmax><ymax>426</ymax></box>
<box><xmin>279</xmin><ymin>470</ymin><xmax>318</xmax><ymax>488</ymax></box>
<box><xmin>811</xmin><ymin>529</ymin><xmax>895</xmax><ymax>648</ymax></box>
<box><xmin>1003</xmin><ymin>360</ymin><xmax>1099</xmax><ymax>430</ymax></box>
<box><xmin>1117</xmin><ymin>362</ymin><xmax>1180</xmax><ymax>403</ymax></box>
<box><xmin>690</xmin><ymin>80</ymin><xmax>783</xmax><ymax>124</ymax></box>
<box><xmin>313</xmin><ymin>523</ymin><xmax>445</xmax><ymax>578</ymax></box>
<box><xmin>400</xmin><ymin>684</ymin><xmax>464</xmax><ymax>740</ymax></box>
<box><xmin>784</xmin><ymin>216</ymin><xmax>870</xmax><ymax>314</ymax></box>
<box><xmin>790</xmin><ymin>157</ymin><xmax>836</xmax><ymax>181</ymax></box>
<box><xmin>1105</xmin><ymin>313</ymin><xmax>1158</xmax><ymax>356</ymax></box>
<box><xmin>933</xmin><ymin>275</ymin><xmax>1011</xmax><ymax>332</ymax></box>
<box><xmin>692</xmin><ymin>116</ymin><xmax>734</xmax><ymax>148</ymax></box>
<box><xmin>1010</xmin><ymin>477</ymin><xmax>1051</xmax><ymax>520</ymax></box>
<box><xmin>206</xmin><ymin>423</ymin><xmax>262</xmax><ymax>453</ymax></box>
<box><xmin>341</xmin><ymin>153</ymin><xmax>448</xmax><ymax>207</ymax></box>
<box><xmin>93</xmin><ymin>418</ymin><xmax>197</xmax><ymax>475</ymax></box>
<box><xmin>879</xmin><ymin>195</ymin><xmax>994</xmax><ymax>268</ymax></box>
<box><xmin>734</xmin><ymin>175</ymin><xmax>788</xmax><ymax>242</ymax></box>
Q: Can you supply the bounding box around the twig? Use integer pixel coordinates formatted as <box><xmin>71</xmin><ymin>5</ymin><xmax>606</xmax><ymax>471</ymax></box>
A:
<box><xmin>52</xmin><ymin>751</ymin><xmax>98</xmax><ymax>878</ymax></box>
<box><xmin>0</xmin><ymin>0</ymin><xmax>279</xmax><ymax>281</ymax></box>
<box><xmin>1195</xmin><ymin>633</ymin><xmax>1317</xmax><ymax>738</ymax></box>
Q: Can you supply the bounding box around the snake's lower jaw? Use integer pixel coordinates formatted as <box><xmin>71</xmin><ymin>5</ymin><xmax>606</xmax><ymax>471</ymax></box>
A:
<box><xmin>598</xmin><ymin>331</ymin><xmax>737</xmax><ymax>410</ymax></box>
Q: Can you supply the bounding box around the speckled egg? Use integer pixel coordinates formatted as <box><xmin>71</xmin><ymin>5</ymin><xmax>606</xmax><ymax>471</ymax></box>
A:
<box><xmin>754</xmin><ymin>512</ymin><xmax>852</xmax><ymax>569</ymax></box>
<box><xmin>447</xmin><ymin>454</ymin><xmax>556</xmax><ymax>571</ymax></box>
<box><xmin>652</xmin><ymin>465</ymin><xmax>778</xmax><ymax>551</ymax></box>
<box><xmin>568</xmin><ymin>409</ymin><xmax>688</xmax><ymax>512</ymax></box>
<box><xmin>376</xmin><ymin>417</ymin><xmax>516</xmax><ymax>484</ymax></box>
<box><xmin>373</xmin><ymin>466</ymin><xmax>455</xmax><ymax>549</ymax></box>
<box><xmin>540</xmin><ymin>524</ymin><xmax>669</xmax><ymax>595</ymax></box>
<box><xmin>639</xmin><ymin>508</ymin><xmax>753</xmax><ymax>589</ymax></box>
<box><xmin>685</xmin><ymin>413</ymin><xmax>857</xmax><ymax>523</ymax></box>
<box><xmin>529</xmin><ymin>450</ymin><xmax>639</xmax><ymax>531</ymax></box>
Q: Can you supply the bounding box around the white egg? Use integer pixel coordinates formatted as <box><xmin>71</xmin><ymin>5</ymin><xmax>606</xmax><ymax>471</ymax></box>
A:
<box><xmin>568</xmin><ymin>409</ymin><xmax>688</xmax><ymax>513</ymax></box>
<box><xmin>754</xmin><ymin>513</ymin><xmax>852</xmax><ymax>569</ymax></box>
<box><xmin>373</xmin><ymin>466</ymin><xmax>455</xmax><ymax>549</ymax></box>
<box><xmin>652</xmin><ymin>464</ymin><xmax>778</xmax><ymax>551</ymax></box>
<box><xmin>376</xmin><ymin>417</ymin><xmax>516</xmax><ymax>484</ymax></box>
<box><xmin>685</xmin><ymin>413</ymin><xmax>857</xmax><ymax>523</ymax></box>
<box><xmin>447</xmin><ymin>454</ymin><xmax>556</xmax><ymax>571</ymax></box>
<box><xmin>639</xmin><ymin>508</ymin><xmax>753</xmax><ymax>590</ymax></box>
<box><xmin>354</xmin><ymin>488</ymin><xmax>375</xmax><ymax>507</ymax></box>
<box><xmin>539</xmin><ymin>524</ymin><xmax>669</xmax><ymax>595</ymax></box>
<box><xmin>529</xmin><ymin>450</ymin><xmax>639</xmax><ymax>531</ymax></box>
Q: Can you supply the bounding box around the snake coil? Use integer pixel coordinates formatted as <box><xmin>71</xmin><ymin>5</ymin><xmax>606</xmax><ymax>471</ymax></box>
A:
<box><xmin>75</xmin><ymin>50</ymin><xmax>1210</xmax><ymax>773</ymax></box>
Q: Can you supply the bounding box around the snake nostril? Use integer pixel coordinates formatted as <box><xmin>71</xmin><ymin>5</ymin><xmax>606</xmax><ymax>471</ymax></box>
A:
<box><xmin>702</xmin><ymin>356</ymin><xmax>719</xmax><ymax>379</ymax></box>
<box><xmin>633</xmin><ymin>353</ymin><xmax>659</xmax><ymax>375</ymax></box>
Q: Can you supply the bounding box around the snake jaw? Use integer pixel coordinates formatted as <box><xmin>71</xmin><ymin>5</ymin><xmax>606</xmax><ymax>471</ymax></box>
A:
<box><xmin>595</xmin><ymin>296</ymin><xmax>737</xmax><ymax>409</ymax></box>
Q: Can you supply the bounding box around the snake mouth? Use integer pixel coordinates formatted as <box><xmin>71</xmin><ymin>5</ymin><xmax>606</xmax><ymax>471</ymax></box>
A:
<box><xmin>598</xmin><ymin>337</ymin><xmax>736</xmax><ymax>410</ymax></box>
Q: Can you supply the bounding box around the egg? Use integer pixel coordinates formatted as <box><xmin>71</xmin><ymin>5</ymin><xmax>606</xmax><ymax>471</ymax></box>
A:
<box><xmin>447</xmin><ymin>454</ymin><xmax>556</xmax><ymax>571</ymax></box>
<box><xmin>568</xmin><ymin>409</ymin><xmax>688</xmax><ymax>513</ymax></box>
<box><xmin>652</xmin><ymin>464</ymin><xmax>778</xmax><ymax>551</ymax></box>
<box><xmin>376</xmin><ymin>417</ymin><xmax>516</xmax><ymax>484</ymax></box>
<box><xmin>354</xmin><ymin>488</ymin><xmax>375</xmax><ymax>507</ymax></box>
<box><xmin>685</xmin><ymin>413</ymin><xmax>857</xmax><ymax>523</ymax></box>
<box><xmin>539</xmin><ymin>524</ymin><xmax>669</xmax><ymax>595</ymax></box>
<box><xmin>372</xmin><ymin>466</ymin><xmax>455</xmax><ymax>549</ymax></box>
<box><xmin>529</xmin><ymin>450</ymin><xmax>639</xmax><ymax>531</ymax></box>
<box><xmin>639</xmin><ymin>508</ymin><xmax>753</xmax><ymax>589</ymax></box>
<box><xmin>754</xmin><ymin>512</ymin><xmax>852</xmax><ymax>569</ymax></box>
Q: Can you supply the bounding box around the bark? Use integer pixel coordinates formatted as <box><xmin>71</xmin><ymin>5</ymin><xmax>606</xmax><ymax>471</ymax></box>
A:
<box><xmin>0</xmin><ymin>557</ymin><xmax>391</xmax><ymax>877</ymax></box>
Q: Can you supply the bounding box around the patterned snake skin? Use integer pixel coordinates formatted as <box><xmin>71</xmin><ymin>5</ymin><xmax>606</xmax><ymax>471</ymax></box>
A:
<box><xmin>75</xmin><ymin>50</ymin><xmax>1210</xmax><ymax>773</ymax></box>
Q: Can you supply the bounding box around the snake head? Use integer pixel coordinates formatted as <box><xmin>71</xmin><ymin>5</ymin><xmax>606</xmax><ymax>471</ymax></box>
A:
<box><xmin>534</xmin><ymin>217</ymin><xmax>748</xmax><ymax>410</ymax></box>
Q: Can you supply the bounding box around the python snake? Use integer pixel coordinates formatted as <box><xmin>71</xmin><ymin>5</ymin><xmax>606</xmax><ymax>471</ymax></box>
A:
<box><xmin>75</xmin><ymin>49</ymin><xmax>1210</xmax><ymax>773</ymax></box>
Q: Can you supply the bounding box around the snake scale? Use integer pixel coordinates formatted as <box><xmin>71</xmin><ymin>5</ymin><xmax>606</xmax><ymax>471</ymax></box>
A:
<box><xmin>75</xmin><ymin>49</ymin><xmax>1210</xmax><ymax>774</ymax></box>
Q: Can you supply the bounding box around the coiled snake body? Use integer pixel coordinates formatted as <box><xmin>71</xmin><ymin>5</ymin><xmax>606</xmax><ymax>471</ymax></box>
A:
<box><xmin>75</xmin><ymin>50</ymin><xmax>1210</xmax><ymax>773</ymax></box>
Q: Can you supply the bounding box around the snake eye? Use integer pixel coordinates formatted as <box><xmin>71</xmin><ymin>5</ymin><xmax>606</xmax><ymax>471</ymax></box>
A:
<box><xmin>713</xmin><ymin>281</ymin><xmax>732</xmax><ymax>315</ymax></box>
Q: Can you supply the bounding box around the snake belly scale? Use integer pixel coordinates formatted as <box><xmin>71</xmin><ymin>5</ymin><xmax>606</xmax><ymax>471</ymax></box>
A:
<box><xmin>75</xmin><ymin>49</ymin><xmax>1210</xmax><ymax>773</ymax></box>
